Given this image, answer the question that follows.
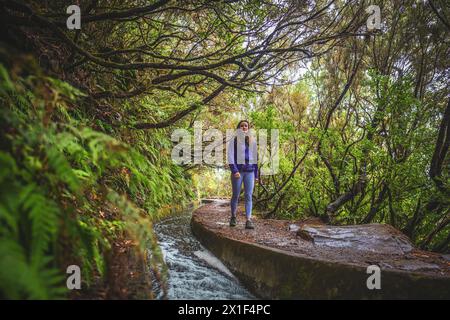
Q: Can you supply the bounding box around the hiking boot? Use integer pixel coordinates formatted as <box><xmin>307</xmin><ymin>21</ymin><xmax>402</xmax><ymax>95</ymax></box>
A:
<box><xmin>229</xmin><ymin>216</ymin><xmax>237</xmax><ymax>227</ymax></box>
<box><xmin>245</xmin><ymin>220</ymin><xmax>255</xmax><ymax>229</ymax></box>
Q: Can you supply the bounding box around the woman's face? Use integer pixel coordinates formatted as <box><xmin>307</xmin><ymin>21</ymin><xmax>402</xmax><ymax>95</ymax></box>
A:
<box><xmin>239</xmin><ymin>121</ymin><xmax>249</xmax><ymax>132</ymax></box>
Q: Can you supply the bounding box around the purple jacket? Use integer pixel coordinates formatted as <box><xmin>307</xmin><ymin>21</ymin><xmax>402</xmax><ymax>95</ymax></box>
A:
<box><xmin>228</xmin><ymin>137</ymin><xmax>258</xmax><ymax>179</ymax></box>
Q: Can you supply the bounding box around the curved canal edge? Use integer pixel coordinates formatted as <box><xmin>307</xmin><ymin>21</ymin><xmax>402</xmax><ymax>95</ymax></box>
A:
<box><xmin>191</xmin><ymin>200</ymin><xmax>450</xmax><ymax>299</ymax></box>
<box><xmin>152</xmin><ymin>207</ymin><xmax>255</xmax><ymax>299</ymax></box>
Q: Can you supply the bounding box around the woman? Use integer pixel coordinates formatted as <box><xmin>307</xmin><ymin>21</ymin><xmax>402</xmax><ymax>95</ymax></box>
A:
<box><xmin>228</xmin><ymin>120</ymin><xmax>258</xmax><ymax>229</ymax></box>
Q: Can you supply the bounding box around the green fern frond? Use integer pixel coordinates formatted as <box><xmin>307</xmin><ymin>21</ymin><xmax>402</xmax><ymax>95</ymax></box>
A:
<box><xmin>45</xmin><ymin>146</ymin><xmax>81</xmax><ymax>193</ymax></box>
<box><xmin>19</xmin><ymin>184</ymin><xmax>60</xmax><ymax>265</ymax></box>
<box><xmin>0</xmin><ymin>240</ymin><xmax>64</xmax><ymax>299</ymax></box>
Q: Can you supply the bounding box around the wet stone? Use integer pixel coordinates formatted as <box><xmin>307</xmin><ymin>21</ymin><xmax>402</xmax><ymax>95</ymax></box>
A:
<box><xmin>300</xmin><ymin>223</ymin><xmax>414</xmax><ymax>255</ymax></box>
<box><xmin>191</xmin><ymin>200</ymin><xmax>450</xmax><ymax>299</ymax></box>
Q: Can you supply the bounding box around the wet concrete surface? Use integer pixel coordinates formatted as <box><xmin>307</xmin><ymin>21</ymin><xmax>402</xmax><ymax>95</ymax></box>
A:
<box><xmin>191</xmin><ymin>199</ymin><xmax>450</xmax><ymax>299</ymax></box>
<box><xmin>194</xmin><ymin>199</ymin><xmax>450</xmax><ymax>277</ymax></box>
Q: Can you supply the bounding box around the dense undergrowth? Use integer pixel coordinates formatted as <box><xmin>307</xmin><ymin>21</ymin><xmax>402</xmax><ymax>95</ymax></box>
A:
<box><xmin>0</xmin><ymin>53</ymin><xmax>193</xmax><ymax>299</ymax></box>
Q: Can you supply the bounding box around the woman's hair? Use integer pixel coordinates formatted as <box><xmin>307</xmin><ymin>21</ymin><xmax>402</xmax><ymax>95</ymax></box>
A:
<box><xmin>236</xmin><ymin>119</ymin><xmax>250</xmax><ymax>129</ymax></box>
<box><xmin>236</xmin><ymin>120</ymin><xmax>251</xmax><ymax>145</ymax></box>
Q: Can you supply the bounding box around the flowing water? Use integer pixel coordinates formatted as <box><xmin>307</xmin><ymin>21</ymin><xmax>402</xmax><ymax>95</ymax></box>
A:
<box><xmin>152</xmin><ymin>208</ymin><xmax>255</xmax><ymax>300</ymax></box>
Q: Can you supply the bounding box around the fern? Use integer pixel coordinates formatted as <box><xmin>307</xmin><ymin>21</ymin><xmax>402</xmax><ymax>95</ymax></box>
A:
<box><xmin>0</xmin><ymin>60</ymin><xmax>193</xmax><ymax>299</ymax></box>
<box><xmin>0</xmin><ymin>240</ymin><xmax>64</xmax><ymax>299</ymax></box>
<box><xmin>45</xmin><ymin>145</ymin><xmax>81</xmax><ymax>193</ymax></box>
<box><xmin>20</xmin><ymin>184</ymin><xmax>60</xmax><ymax>265</ymax></box>
<box><xmin>0</xmin><ymin>158</ymin><xmax>64</xmax><ymax>299</ymax></box>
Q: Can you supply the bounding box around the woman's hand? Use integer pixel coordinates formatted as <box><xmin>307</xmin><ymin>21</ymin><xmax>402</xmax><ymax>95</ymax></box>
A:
<box><xmin>233</xmin><ymin>172</ymin><xmax>241</xmax><ymax>179</ymax></box>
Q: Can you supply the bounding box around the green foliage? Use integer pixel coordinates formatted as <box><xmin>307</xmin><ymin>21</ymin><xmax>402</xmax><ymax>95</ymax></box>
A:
<box><xmin>0</xmin><ymin>152</ymin><xmax>65</xmax><ymax>299</ymax></box>
<box><xmin>250</xmin><ymin>70</ymin><xmax>449</xmax><ymax>251</ymax></box>
<box><xmin>0</xmin><ymin>62</ymin><xmax>193</xmax><ymax>299</ymax></box>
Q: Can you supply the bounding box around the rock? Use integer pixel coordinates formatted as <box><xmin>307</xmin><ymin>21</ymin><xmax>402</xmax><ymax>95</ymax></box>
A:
<box><xmin>297</xmin><ymin>217</ymin><xmax>325</xmax><ymax>226</ymax></box>
<box><xmin>296</xmin><ymin>229</ymin><xmax>315</xmax><ymax>243</ymax></box>
<box><xmin>301</xmin><ymin>223</ymin><xmax>414</xmax><ymax>255</ymax></box>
